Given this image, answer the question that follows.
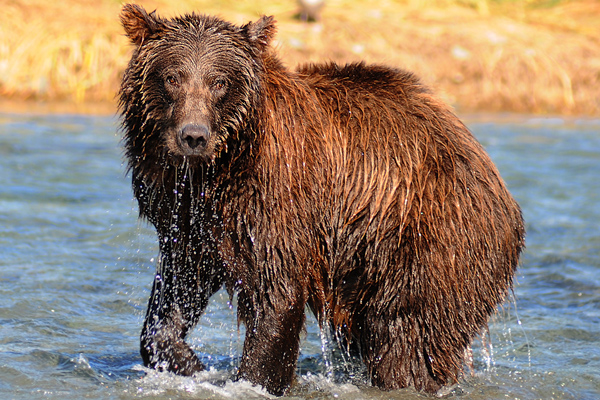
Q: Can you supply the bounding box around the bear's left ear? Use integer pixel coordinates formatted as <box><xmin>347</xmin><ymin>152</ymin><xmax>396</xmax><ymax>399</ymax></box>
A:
<box><xmin>243</xmin><ymin>16</ymin><xmax>277</xmax><ymax>52</ymax></box>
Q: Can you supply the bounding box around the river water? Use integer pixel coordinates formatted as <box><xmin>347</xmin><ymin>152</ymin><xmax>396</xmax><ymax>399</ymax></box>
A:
<box><xmin>0</xmin><ymin>112</ymin><xmax>598</xmax><ymax>400</ymax></box>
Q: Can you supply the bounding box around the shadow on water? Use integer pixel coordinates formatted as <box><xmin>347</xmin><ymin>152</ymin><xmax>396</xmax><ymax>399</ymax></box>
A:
<box><xmin>0</xmin><ymin>112</ymin><xmax>599</xmax><ymax>399</ymax></box>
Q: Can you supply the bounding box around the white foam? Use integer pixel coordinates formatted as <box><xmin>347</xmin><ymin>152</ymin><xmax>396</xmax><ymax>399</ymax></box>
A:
<box><xmin>129</xmin><ymin>365</ymin><xmax>274</xmax><ymax>399</ymax></box>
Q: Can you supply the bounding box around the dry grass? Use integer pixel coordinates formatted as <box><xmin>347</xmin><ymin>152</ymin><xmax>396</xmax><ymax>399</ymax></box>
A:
<box><xmin>1</xmin><ymin>0</ymin><xmax>599</xmax><ymax>115</ymax></box>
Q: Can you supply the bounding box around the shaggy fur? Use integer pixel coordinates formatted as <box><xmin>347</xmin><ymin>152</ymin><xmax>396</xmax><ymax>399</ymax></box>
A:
<box><xmin>119</xmin><ymin>4</ymin><xmax>525</xmax><ymax>396</ymax></box>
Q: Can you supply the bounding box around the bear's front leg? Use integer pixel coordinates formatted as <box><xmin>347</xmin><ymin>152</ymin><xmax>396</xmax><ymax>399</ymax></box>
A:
<box><xmin>237</xmin><ymin>287</ymin><xmax>306</xmax><ymax>396</ymax></box>
<box><xmin>141</xmin><ymin>238</ymin><xmax>224</xmax><ymax>376</ymax></box>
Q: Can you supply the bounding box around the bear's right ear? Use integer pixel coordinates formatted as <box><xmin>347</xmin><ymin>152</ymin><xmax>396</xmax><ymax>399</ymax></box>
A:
<box><xmin>120</xmin><ymin>4</ymin><xmax>165</xmax><ymax>46</ymax></box>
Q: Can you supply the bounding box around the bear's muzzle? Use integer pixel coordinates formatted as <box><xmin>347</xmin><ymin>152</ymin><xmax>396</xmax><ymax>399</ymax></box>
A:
<box><xmin>179</xmin><ymin>124</ymin><xmax>210</xmax><ymax>153</ymax></box>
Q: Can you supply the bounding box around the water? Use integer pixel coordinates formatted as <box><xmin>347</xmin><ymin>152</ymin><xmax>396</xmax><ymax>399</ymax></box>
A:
<box><xmin>1</xmin><ymin>112</ymin><xmax>599</xmax><ymax>399</ymax></box>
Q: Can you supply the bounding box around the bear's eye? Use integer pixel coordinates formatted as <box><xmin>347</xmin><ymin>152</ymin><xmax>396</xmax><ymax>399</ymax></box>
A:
<box><xmin>212</xmin><ymin>78</ymin><xmax>228</xmax><ymax>92</ymax></box>
<box><xmin>165</xmin><ymin>75</ymin><xmax>179</xmax><ymax>87</ymax></box>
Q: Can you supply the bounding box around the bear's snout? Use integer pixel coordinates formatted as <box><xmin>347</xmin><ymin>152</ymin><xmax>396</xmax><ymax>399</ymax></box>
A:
<box><xmin>179</xmin><ymin>124</ymin><xmax>210</xmax><ymax>153</ymax></box>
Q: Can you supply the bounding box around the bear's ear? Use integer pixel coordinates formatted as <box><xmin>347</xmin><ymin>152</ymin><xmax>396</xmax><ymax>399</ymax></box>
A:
<box><xmin>121</xmin><ymin>3</ymin><xmax>165</xmax><ymax>46</ymax></box>
<box><xmin>243</xmin><ymin>15</ymin><xmax>277</xmax><ymax>52</ymax></box>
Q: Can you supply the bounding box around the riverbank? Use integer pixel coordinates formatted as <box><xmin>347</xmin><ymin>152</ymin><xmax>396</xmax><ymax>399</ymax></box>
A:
<box><xmin>1</xmin><ymin>0</ymin><xmax>599</xmax><ymax>116</ymax></box>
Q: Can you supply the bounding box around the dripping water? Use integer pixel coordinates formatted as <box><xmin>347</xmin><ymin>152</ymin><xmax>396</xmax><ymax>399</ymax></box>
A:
<box><xmin>319</xmin><ymin>322</ymin><xmax>335</xmax><ymax>379</ymax></box>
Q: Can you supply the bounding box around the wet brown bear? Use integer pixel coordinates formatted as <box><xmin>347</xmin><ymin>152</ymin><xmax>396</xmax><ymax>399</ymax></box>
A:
<box><xmin>119</xmin><ymin>4</ymin><xmax>525</xmax><ymax>396</ymax></box>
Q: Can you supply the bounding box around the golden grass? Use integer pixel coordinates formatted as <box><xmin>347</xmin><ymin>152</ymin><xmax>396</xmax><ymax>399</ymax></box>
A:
<box><xmin>1</xmin><ymin>0</ymin><xmax>599</xmax><ymax>115</ymax></box>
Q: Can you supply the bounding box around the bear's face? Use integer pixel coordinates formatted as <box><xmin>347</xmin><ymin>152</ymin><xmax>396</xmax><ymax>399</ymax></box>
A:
<box><xmin>120</xmin><ymin>4</ymin><xmax>275</xmax><ymax>162</ymax></box>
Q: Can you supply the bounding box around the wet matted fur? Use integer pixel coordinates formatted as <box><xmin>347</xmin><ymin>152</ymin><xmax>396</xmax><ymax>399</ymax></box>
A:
<box><xmin>119</xmin><ymin>4</ymin><xmax>525</xmax><ymax>396</ymax></box>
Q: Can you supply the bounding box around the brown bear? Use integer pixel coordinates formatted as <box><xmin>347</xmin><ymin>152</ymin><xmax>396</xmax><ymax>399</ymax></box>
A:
<box><xmin>119</xmin><ymin>4</ymin><xmax>525</xmax><ymax>396</ymax></box>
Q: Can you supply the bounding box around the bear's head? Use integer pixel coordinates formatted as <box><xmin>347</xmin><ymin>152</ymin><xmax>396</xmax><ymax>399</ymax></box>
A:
<box><xmin>119</xmin><ymin>4</ymin><xmax>276</xmax><ymax>163</ymax></box>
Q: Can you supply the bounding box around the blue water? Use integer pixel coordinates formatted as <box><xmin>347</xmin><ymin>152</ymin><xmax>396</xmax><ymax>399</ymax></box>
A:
<box><xmin>0</xmin><ymin>112</ymin><xmax>598</xmax><ymax>399</ymax></box>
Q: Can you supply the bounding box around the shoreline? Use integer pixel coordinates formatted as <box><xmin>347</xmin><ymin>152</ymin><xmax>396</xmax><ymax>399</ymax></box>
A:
<box><xmin>1</xmin><ymin>1</ymin><xmax>598</xmax><ymax>117</ymax></box>
<box><xmin>3</xmin><ymin>100</ymin><xmax>598</xmax><ymax>127</ymax></box>
<box><xmin>0</xmin><ymin>99</ymin><xmax>117</xmax><ymax>117</ymax></box>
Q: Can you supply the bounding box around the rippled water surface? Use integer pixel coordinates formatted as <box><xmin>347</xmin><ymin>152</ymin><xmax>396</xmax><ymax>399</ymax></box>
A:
<box><xmin>0</xmin><ymin>113</ymin><xmax>598</xmax><ymax>399</ymax></box>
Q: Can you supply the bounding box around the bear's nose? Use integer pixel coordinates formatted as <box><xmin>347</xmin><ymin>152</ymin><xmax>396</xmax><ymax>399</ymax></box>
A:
<box><xmin>180</xmin><ymin>124</ymin><xmax>210</xmax><ymax>150</ymax></box>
